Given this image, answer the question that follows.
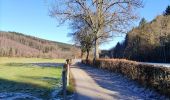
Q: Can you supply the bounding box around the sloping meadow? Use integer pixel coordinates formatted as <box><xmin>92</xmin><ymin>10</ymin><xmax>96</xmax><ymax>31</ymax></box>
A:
<box><xmin>82</xmin><ymin>59</ymin><xmax>170</xmax><ymax>97</ymax></box>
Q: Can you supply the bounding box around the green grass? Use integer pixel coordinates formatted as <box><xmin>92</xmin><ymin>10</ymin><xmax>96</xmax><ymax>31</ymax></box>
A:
<box><xmin>0</xmin><ymin>57</ymin><xmax>65</xmax><ymax>63</ymax></box>
<box><xmin>0</xmin><ymin>57</ymin><xmax>65</xmax><ymax>99</ymax></box>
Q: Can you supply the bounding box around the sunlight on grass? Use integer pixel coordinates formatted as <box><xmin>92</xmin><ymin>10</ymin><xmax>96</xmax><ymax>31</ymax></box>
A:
<box><xmin>0</xmin><ymin>57</ymin><xmax>64</xmax><ymax>99</ymax></box>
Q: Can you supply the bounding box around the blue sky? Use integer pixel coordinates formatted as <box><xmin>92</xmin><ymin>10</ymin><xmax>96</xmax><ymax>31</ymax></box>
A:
<box><xmin>0</xmin><ymin>0</ymin><xmax>170</xmax><ymax>50</ymax></box>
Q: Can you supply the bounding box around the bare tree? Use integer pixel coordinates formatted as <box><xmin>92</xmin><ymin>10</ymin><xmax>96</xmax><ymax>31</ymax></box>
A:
<box><xmin>70</xmin><ymin>26</ymin><xmax>94</xmax><ymax>61</ymax></box>
<box><xmin>50</xmin><ymin>0</ymin><xmax>143</xmax><ymax>59</ymax></box>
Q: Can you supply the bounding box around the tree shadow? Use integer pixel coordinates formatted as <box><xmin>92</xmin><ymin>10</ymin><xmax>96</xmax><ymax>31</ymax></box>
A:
<box><xmin>4</xmin><ymin>63</ymin><xmax>31</xmax><ymax>67</ymax></box>
<box><xmin>0</xmin><ymin>78</ymin><xmax>51</xmax><ymax>99</ymax></box>
<box><xmin>18</xmin><ymin>75</ymin><xmax>61</xmax><ymax>86</ymax></box>
<box><xmin>31</xmin><ymin>63</ymin><xmax>64</xmax><ymax>68</ymax></box>
<box><xmin>4</xmin><ymin>62</ymin><xmax>64</xmax><ymax>68</ymax></box>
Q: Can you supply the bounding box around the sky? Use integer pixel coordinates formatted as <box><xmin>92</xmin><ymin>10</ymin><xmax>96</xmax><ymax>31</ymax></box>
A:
<box><xmin>0</xmin><ymin>0</ymin><xmax>170</xmax><ymax>50</ymax></box>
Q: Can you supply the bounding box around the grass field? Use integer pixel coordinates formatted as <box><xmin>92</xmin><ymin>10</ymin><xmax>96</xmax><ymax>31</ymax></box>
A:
<box><xmin>0</xmin><ymin>57</ymin><xmax>65</xmax><ymax>99</ymax></box>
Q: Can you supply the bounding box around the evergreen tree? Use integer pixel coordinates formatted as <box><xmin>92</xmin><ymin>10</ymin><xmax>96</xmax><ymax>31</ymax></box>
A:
<box><xmin>139</xmin><ymin>18</ymin><xmax>147</xmax><ymax>27</ymax></box>
<box><xmin>164</xmin><ymin>5</ymin><xmax>170</xmax><ymax>15</ymax></box>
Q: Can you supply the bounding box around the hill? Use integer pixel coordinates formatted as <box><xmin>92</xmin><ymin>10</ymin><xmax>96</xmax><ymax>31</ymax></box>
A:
<box><xmin>0</xmin><ymin>31</ymin><xmax>80</xmax><ymax>58</ymax></box>
<box><xmin>108</xmin><ymin>15</ymin><xmax>170</xmax><ymax>62</ymax></box>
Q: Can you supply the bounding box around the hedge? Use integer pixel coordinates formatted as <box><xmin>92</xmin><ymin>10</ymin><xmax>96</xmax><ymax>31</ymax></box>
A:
<box><xmin>82</xmin><ymin>59</ymin><xmax>170</xmax><ymax>97</ymax></box>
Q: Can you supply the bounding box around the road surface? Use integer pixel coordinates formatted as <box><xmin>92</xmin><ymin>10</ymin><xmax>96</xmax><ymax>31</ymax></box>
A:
<box><xmin>140</xmin><ymin>62</ymin><xmax>170</xmax><ymax>67</ymax></box>
<box><xmin>70</xmin><ymin>63</ymin><xmax>166</xmax><ymax>100</ymax></box>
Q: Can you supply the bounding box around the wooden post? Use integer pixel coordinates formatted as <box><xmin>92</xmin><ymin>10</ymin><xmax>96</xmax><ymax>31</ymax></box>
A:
<box><xmin>62</xmin><ymin>66</ymin><xmax>67</xmax><ymax>100</ymax></box>
<box><xmin>66</xmin><ymin>59</ymin><xmax>70</xmax><ymax>86</ymax></box>
<box><xmin>62</xmin><ymin>59</ymin><xmax>71</xmax><ymax>100</ymax></box>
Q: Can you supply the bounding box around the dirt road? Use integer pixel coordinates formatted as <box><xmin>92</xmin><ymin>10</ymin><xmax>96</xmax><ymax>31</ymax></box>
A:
<box><xmin>70</xmin><ymin>63</ymin><xmax>166</xmax><ymax>100</ymax></box>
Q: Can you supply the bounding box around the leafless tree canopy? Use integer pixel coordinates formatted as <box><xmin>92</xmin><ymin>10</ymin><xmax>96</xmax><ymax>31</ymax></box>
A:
<box><xmin>50</xmin><ymin>0</ymin><xmax>143</xmax><ymax>59</ymax></box>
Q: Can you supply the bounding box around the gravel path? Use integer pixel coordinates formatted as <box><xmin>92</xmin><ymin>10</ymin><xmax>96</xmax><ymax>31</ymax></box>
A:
<box><xmin>71</xmin><ymin>63</ymin><xmax>168</xmax><ymax>100</ymax></box>
<box><xmin>140</xmin><ymin>62</ymin><xmax>170</xmax><ymax>67</ymax></box>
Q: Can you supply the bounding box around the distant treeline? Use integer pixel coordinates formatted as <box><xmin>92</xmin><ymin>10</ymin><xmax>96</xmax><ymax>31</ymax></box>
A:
<box><xmin>0</xmin><ymin>31</ymin><xmax>80</xmax><ymax>58</ymax></box>
<box><xmin>102</xmin><ymin>15</ymin><xmax>170</xmax><ymax>63</ymax></box>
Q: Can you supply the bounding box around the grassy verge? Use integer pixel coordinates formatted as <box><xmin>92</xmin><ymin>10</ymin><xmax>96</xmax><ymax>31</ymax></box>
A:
<box><xmin>0</xmin><ymin>57</ymin><xmax>65</xmax><ymax>99</ymax></box>
<box><xmin>67</xmin><ymin>71</ymin><xmax>75</xmax><ymax>95</ymax></box>
<box><xmin>57</xmin><ymin>69</ymin><xmax>75</xmax><ymax>99</ymax></box>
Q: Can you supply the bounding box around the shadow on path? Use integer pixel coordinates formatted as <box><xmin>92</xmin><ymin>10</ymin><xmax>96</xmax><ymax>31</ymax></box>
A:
<box><xmin>71</xmin><ymin>63</ymin><xmax>167</xmax><ymax>100</ymax></box>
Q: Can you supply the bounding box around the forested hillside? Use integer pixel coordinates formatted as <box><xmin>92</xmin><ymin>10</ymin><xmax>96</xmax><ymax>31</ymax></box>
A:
<box><xmin>0</xmin><ymin>31</ymin><xmax>80</xmax><ymax>58</ymax></box>
<box><xmin>109</xmin><ymin>15</ymin><xmax>170</xmax><ymax>63</ymax></box>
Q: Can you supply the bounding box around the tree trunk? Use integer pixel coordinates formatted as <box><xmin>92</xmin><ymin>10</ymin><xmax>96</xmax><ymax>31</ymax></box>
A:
<box><xmin>81</xmin><ymin>51</ymin><xmax>84</xmax><ymax>58</ymax></box>
<box><xmin>86</xmin><ymin>49</ymin><xmax>89</xmax><ymax>61</ymax></box>
<box><xmin>94</xmin><ymin>0</ymin><xmax>102</xmax><ymax>60</ymax></box>
<box><xmin>94</xmin><ymin>39</ymin><xmax>99</xmax><ymax>59</ymax></box>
